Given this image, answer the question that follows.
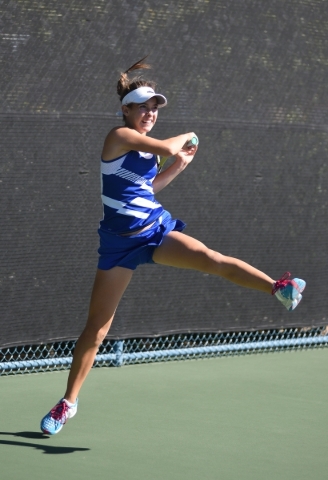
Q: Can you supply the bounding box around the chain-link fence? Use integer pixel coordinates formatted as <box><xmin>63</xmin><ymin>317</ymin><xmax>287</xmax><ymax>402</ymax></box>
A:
<box><xmin>1</xmin><ymin>327</ymin><xmax>328</xmax><ymax>375</ymax></box>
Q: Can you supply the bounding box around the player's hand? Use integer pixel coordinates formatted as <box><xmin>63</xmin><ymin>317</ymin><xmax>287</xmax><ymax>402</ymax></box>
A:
<box><xmin>188</xmin><ymin>131</ymin><xmax>197</xmax><ymax>140</ymax></box>
<box><xmin>184</xmin><ymin>132</ymin><xmax>198</xmax><ymax>148</ymax></box>
<box><xmin>174</xmin><ymin>142</ymin><xmax>198</xmax><ymax>167</ymax></box>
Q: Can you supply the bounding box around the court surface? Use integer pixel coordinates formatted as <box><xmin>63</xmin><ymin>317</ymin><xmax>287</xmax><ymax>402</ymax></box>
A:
<box><xmin>1</xmin><ymin>348</ymin><xmax>327</xmax><ymax>480</ymax></box>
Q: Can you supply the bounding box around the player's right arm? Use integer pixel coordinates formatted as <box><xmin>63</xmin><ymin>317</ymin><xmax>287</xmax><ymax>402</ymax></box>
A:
<box><xmin>102</xmin><ymin>127</ymin><xmax>196</xmax><ymax>161</ymax></box>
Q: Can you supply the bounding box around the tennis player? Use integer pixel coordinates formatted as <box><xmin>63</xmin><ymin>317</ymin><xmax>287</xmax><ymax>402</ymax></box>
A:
<box><xmin>40</xmin><ymin>57</ymin><xmax>306</xmax><ymax>435</ymax></box>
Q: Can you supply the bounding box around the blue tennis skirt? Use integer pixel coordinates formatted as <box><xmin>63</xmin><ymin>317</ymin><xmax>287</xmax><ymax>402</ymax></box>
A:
<box><xmin>97</xmin><ymin>210</ymin><xmax>186</xmax><ymax>270</ymax></box>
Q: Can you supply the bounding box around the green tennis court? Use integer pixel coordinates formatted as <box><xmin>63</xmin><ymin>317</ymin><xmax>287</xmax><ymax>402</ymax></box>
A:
<box><xmin>1</xmin><ymin>349</ymin><xmax>327</xmax><ymax>480</ymax></box>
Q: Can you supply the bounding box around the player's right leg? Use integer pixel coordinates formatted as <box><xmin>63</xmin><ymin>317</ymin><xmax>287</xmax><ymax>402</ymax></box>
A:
<box><xmin>40</xmin><ymin>266</ymin><xmax>133</xmax><ymax>435</ymax></box>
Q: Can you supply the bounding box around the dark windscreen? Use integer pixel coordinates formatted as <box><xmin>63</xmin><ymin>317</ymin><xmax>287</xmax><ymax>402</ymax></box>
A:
<box><xmin>1</xmin><ymin>0</ymin><xmax>327</xmax><ymax>346</ymax></box>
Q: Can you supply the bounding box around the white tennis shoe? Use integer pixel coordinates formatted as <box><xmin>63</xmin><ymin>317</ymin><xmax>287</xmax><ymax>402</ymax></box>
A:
<box><xmin>40</xmin><ymin>398</ymin><xmax>78</xmax><ymax>435</ymax></box>
<box><xmin>272</xmin><ymin>272</ymin><xmax>306</xmax><ymax>311</ymax></box>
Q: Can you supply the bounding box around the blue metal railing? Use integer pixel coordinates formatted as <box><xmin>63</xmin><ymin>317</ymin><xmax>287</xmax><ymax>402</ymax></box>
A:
<box><xmin>1</xmin><ymin>327</ymin><xmax>328</xmax><ymax>375</ymax></box>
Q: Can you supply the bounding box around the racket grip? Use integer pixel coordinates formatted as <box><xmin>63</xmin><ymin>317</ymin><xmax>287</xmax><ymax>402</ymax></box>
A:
<box><xmin>186</xmin><ymin>135</ymin><xmax>199</xmax><ymax>147</ymax></box>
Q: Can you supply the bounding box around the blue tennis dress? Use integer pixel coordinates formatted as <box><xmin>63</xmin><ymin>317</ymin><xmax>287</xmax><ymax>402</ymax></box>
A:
<box><xmin>97</xmin><ymin>150</ymin><xmax>185</xmax><ymax>270</ymax></box>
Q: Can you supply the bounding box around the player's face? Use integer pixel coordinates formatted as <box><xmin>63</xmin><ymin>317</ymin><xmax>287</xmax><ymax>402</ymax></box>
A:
<box><xmin>124</xmin><ymin>98</ymin><xmax>159</xmax><ymax>134</ymax></box>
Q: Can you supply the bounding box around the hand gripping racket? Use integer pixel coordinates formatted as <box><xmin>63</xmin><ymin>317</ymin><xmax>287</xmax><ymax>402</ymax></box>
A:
<box><xmin>157</xmin><ymin>135</ymin><xmax>199</xmax><ymax>172</ymax></box>
<box><xmin>186</xmin><ymin>135</ymin><xmax>199</xmax><ymax>147</ymax></box>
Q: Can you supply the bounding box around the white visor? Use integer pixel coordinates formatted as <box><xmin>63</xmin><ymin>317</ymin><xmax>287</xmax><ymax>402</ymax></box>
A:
<box><xmin>121</xmin><ymin>86</ymin><xmax>167</xmax><ymax>107</ymax></box>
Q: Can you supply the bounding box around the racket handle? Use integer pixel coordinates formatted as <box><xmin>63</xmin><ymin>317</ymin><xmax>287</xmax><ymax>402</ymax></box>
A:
<box><xmin>186</xmin><ymin>135</ymin><xmax>199</xmax><ymax>147</ymax></box>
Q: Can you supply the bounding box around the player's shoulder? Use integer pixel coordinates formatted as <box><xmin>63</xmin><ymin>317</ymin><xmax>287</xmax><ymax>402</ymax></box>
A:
<box><xmin>109</xmin><ymin>126</ymin><xmax>140</xmax><ymax>142</ymax></box>
<box><xmin>102</xmin><ymin>127</ymin><xmax>137</xmax><ymax>160</ymax></box>
<box><xmin>107</xmin><ymin>126</ymin><xmax>128</xmax><ymax>137</ymax></box>
<box><xmin>104</xmin><ymin>126</ymin><xmax>128</xmax><ymax>146</ymax></box>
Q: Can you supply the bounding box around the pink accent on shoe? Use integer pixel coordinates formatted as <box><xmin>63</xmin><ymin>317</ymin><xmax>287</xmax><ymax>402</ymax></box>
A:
<box><xmin>49</xmin><ymin>400</ymin><xmax>70</xmax><ymax>424</ymax></box>
<box><xmin>272</xmin><ymin>271</ymin><xmax>291</xmax><ymax>295</ymax></box>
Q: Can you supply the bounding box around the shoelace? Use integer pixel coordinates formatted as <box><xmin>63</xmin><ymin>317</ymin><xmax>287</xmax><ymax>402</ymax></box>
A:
<box><xmin>50</xmin><ymin>401</ymin><xmax>69</xmax><ymax>423</ymax></box>
<box><xmin>271</xmin><ymin>271</ymin><xmax>291</xmax><ymax>295</ymax></box>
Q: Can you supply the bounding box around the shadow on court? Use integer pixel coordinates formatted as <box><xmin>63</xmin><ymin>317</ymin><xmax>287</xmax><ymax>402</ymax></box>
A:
<box><xmin>0</xmin><ymin>431</ymin><xmax>90</xmax><ymax>455</ymax></box>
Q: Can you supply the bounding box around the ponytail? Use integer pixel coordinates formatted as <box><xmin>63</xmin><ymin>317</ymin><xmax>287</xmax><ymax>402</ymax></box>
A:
<box><xmin>117</xmin><ymin>56</ymin><xmax>156</xmax><ymax>102</ymax></box>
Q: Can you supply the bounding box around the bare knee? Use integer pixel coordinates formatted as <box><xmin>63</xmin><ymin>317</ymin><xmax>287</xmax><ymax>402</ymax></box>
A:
<box><xmin>194</xmin><ymin>248</ymin><xmax>227</xmax><ymax>274</ymax></box>
<box><xmin>80</xmin><ymin>315</ymin><xmax>113</xmax><ymax>348</ymax></box>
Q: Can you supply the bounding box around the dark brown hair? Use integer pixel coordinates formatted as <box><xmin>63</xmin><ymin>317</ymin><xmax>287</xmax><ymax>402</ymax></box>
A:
<box><xmin>117</xmin><ymin>56</ymin><xmax>156</xmax><ymax>102</ymax></box>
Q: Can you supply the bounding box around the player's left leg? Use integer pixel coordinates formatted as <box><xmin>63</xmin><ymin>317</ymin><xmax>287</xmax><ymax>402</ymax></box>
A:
<box><xmin>152</xmin><ymin>231</ymin><xmax>306</xmax><ymax>310</ymax></box>
<box><xmin>152</xmin><ymin>230</ymin><xmax>274</xmax><ymax>293</ymax></box>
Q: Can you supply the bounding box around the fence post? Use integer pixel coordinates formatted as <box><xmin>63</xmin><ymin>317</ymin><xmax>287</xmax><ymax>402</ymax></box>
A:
<box><xmin>113</xmin><ymin>340</ymin><xmax>124</xmax><ymax>367</ymax></box>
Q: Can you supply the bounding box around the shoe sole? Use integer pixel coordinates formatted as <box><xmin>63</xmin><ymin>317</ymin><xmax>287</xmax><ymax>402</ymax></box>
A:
<box><xmin>41</xmin><ymin>423</ymin><xmax>64</xmax><ymax>435</ymax></box>
<box><xmin>289</xmin><ymin>293</ymin><xmax>302</xmax><ymax>311</ymax></box>
<box><xmin>288</xmin><ymin>280</ymin><xmax>306</xmax><ymax>311</ymax></box>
